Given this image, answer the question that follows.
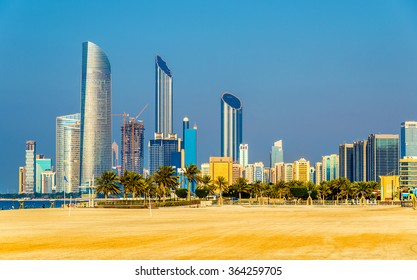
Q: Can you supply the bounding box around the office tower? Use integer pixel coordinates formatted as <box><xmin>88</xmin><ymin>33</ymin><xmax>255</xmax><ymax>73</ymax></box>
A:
<box><xmin>25</xmin><ymin>140</ymin><xmax>36</xmax><ymax>194</ymax></box>
<box><xmin>322</xmin><ymin>154</ymin><xmax>339</xmax><ymax>181</ymax></box>
<box><xmin>183</xmin><ymin>117</ymin><xmax>197</xmax><ymax>167</ymax></box>
<box><xmin>253</xmin><ymin>162</ymin><xmax>264</xmax><ymax>182</ymax></box>
<box><xmin>309</xmin><ymin>167</ymin><xmax>315</xmax><ymax>184</ymax></box>
<box><xmin>121</xmin><ymin>119</ymin><xmax>145</xmax><ymax>175</ymax></box>
<box><xmin>221</xmin><ymin>92</ymin><xmax>243</xmax><ymax>161</ymax></box>
<box><xmin>263</xmin><ymin>167</ymin><xmax>271</xmax><ymax>183</ymax></box>
<box><xmin>399</xmin><ymin>157</ymin><xmax>417</xmax><ymax>193</ymax></box>
<box><xmin>148</xmin><ymin>134</ymin><xmax>181</xmax><ymax>175</ymax></box>
<box><xmin>112</xmin><ymin>141</ymin><xmax>119</xmax><ymax>167</ymax></box>
<box><xmin>339</xmin><ymin>143</ymin><xmax>354</xmax><ymax>182</ymax></box>
<box><xmin>244</xmin><ymin>164</ymin><xmax>254</xmax><ymax>183</ymax></box>
<box><xmin>239</xmin><ymin>144</ymin><xmax>248</xmax><ymax>167</ymax></box>
<box><xmin>367</xmin><ymin>134</ymin><xmax>399</xmax><ymax>183</ymax></box>
<box><xmin>155</xmin><ymin>55</ymin><xmax>173</xmax><ymax>138</ymax></box>
<box><xmin>35</xmin><ymin>155</ymin><xmax>52</xmax><ymax>193</ymax></box>
<box><xmin>401</xmin><ymin>121</ymin><xmax>417</xmax><ymax>158</ymax></box>
<box><xmin>18</xmin><ymin>166</ymin><xmax>26</xmax><ymax>194</ymax></box>
<box><xmin>273</xmin><ymin>162</ymin><xmax>285</xmax><ymax>183</ymax></box>
<box><xmin>80</xmin><ymin>41</ymin><xmax>112</xmax><ymax>188</ymax></box>
<box><xmin>293</xmin><ymin>158</ymin><xmax>310</xmax><ymax>183</ymax></box>
<box><xmin>209</xmin><ymin>157</ymin><xmax>233</xmax><ymax>186</ymax></box>
<box><xmin>41</xmin><ymin>171</ymin><xmax>55</xmax><ymax>194</ymax></box>
<box><xmin>201</xmin><ymin>163</ymin><xmax>210</xmax><ymax>176</ymax></box>
<box><xmin>270</xmin><ymin>140</ymin><xmax>283</xmax><ymax>167</ymax></box>
<box><xmin>56</xmin><ymin>113</ymin><xmax>80</xmax><ymax>192</ymax></box>
<box><xmin>315</xmin><ymin>162</ymin><xmax>323</xmax><ymax>185</ymax></box>
<box><xmin>353</xmin><ymin>140</ymin><xmax>367</xmax><ymax>182</ymax></box>
<box><xmin>283</xmin><ymin>163</ymin><xmax>294</xmax><ymax>182</ymax></box>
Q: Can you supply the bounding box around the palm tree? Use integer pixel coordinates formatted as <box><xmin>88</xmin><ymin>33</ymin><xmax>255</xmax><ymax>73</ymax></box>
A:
<box><xmin>338</xmin><ymin>178</ymin><xmax>354</xmax><ymax>204</ymax></box>
<box><xmin>96</xmin><ymin>171</ymin><xmax>121</xmax><ymax>199</ymax></box>
<box><xmin>275</xmin><ymin>180</ymin><xmax>288</xmax><ymax>200</ymax></box>
<box><xmin>332</xmin><ymin>178</ymin><xmax>351</xmax><ymax>203</ymax></box>
<box><xmin>197</xmin><ymin>175</ymin><xmax>215</xmax><ymax>199</ymax></box>
<box><xmin>214</xmin><ymin>176</ymin><xmax>229</xmax><ymax>205</ymax></box>
<box><xmin>152</xmin><ymin>166</ymin><xmax>179</xmax><ymax>202</ymax></box>
<box><xmin>354</xmin><ymin>181</ymin><xmax>379</xmax><ymax>204</ymax></box>
<box><xmin>120</xmin><ymin>170</ymin><xmax>142</xmax><ymax>199</ymax></box>
<box><xmin>316</xmin><ymin>181</ymin><xmax>331</xmax><ymax>204</ymax></box>
<box><xmin>251</xmin><ymin>181</ymin><xmax>265</xmax><ymax>205</ymax></box>
<box><xmin>231</xmin><ymin>177</ymin><xmax>248</xmax><ymax>204</ymax></box>
<box><xmin>183</xmin><ymin>164</ymin><xmax>201</xmax><ymax>201</ymax></box>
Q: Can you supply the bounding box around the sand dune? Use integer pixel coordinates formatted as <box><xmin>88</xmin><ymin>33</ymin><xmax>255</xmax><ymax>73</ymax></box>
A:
<box><xmin>1</xmin><ymin>205</ymin><xmax>416</xmax><ymax>260</ymax></box>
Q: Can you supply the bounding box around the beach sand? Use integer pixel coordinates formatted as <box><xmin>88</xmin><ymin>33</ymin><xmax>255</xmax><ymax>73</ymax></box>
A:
<box><xmin>1</xmin><ymin>205</ymin><xmax>417</xmax><ymax>260</ymax></box>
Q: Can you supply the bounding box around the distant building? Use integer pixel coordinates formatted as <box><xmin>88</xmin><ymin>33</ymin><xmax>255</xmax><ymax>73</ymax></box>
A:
<box><xmin>18</xmin><ymin>166</ymin><xmax>26</xmax><ymax>194</ymax></box>
<box><xmin>309</xmin><ymin>167</ymin><xmax>315</xmax><ymax>184</ymax></box>
<box><xmin>339</xmin><ymin>143</ymin><xmax>354</xmax><ymax>182</ymax></box>
<box><xmin>283</xmin><ymin>163</ymin><xmax>294</xmax><ymax>182</ymax></box>
<box><xmin>401</xmin><ymin>121</ymin><xmax>417</xmax><ymax>158</ymax></box>
<box><xmin>353</xmin><ymin>140</ymin><xmax>367</xmax><ymax>182</ymax></box>
<box><xmin>263</xmin><ymin>167</ymin><xmax>271</xmax><ymax>184</ymax></box>
<box><xmin>25</xmin><ymin>140</ymin><xmax>36</xmax><ymax>194</ymax></box>
<box><xmin>253</xmin><ymin>162</ymin><xmax>264</xmax><ymax>182</ymax></box>
<box><xmin>155</xmin><ymin>55</ymin><xmax>173</xmax><ymax>138</ymax></box>
<box><xmin>322</xmin><ymin>154</ymin><xmax>339</xmax><ymax>181</ymax></box>
<box><xmin>41</xmin><ymin>171</ymin><xmax>56</xmax><ymax>194</ymax></box>
<box><xmin>244</xmin><ymin>164</ymin><xmax>254</xmax><ymax>183</ymax></box>
<box><xmin>293</xmin><ymin>158</ymin><xmax>310</xmax><ymax>183</ymax></box>
<box><xmin>232</xmin><ymin>163</ymin><xmax>243</xmax><ymax>184</ymax></box>
<box><xmin>221</xmin><ymin>92</ymin><xmax>243</xmax><ymax>162</ymax></box>
<box><xmin>112</xmin><ymin>141</ymin><xmax>119</xmax><ymax>167</ymax></box>
<box><xmin>183</xmin><ymin>117</ymin><xmax>197</xmax><ymax>167</ymax></box>
<box><xmin>270</xmin><ymin>140</ymin><xmax>283</xmax><ymax>167</ymax></box>
<box><xmin>274</xmin><ymin>162</ymin><xmax>285</xmax><ymax>183</ymax></box>
<box><xmin>380</xmin><ymin>175</ymin><xmax>400</xmax><ymax>200</ymax></box>
<box><xmin>315</xmin><ymin>162</ymin><xmax>323</xmax><ymax>185</ymax></box>
<box><xmin>35</xmin><ymin>155</ymin><xmax>52</xmax><ymax>193</ymax></box>
<box><xmin>399</xmin><ymin>157</ymin><xmax>417</xmax><ymax>193</ymax></box>
<box><xmin>200</xmin><ymin>163</ymin><xmax>210</xmax><ymax>177</ymax></box>
<box><xmin>209</xmin><ymin>157</ymin><xmax>233</xmax><ymax>187</ymax></box>
<box><xmin>367</xmin><ymin>134</ymin><xmax>399</xmax><ymax>183</ymax></box>
<box><xmin>239</xmin><ymin>144</ymin><xmax>248</xmax><ymax>167</ymax></box>
<box><xmin>148</xmin><ymin>133</ymin><xmax>181</xmax><ymax>175</ymax></box>
<box><xmin>121</xmin><ymin>119</ymin><xmax>145</xmax><ymax>175</ymax></box>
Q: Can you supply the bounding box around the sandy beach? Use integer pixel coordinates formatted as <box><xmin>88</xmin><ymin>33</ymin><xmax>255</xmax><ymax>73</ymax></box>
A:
<box><xmin>1</xmin><ymin>205</ymin><xmax>417</xmax><ymax>260</ymax></box>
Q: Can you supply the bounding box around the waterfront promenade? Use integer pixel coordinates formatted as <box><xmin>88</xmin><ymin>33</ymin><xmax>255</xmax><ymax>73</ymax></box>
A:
<box><xmin>1</xmin><ymin>205</ymin><xmax>416</xmax><ymax>260</ymax></box>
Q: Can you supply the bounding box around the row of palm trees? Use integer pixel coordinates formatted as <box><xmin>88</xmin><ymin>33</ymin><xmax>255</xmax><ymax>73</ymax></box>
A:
<box><xmin>96</xmin><ymin>164</ymin><xmax>381</xmax><ymax>205</ymax></box>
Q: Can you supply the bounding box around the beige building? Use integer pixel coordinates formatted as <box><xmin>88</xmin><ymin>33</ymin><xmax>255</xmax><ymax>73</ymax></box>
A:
<box><xmin>293</xmin><ymin>158</ymin><xmax>310</xmax><ymax>182</ymax></box>
<box><xmin>399</xmin><ymin>157</ymin><xmax>417</xmax><ymax>192</ymax></box>
<box><xmin>232</xmin><ymin>163</ymin><xmax>243</xmax><ymax>184</ymax></box>
<box><xmin>200</xmin><ymin>163</ymin><xmax>210</xmax><ymax>177</ymax></box>
<box><xmin>380</xmin><ymin>175</ymin><xmax>400</xmax><ymax>200</ymax></box>
<box><xmin>209</xmin><ymin>157</ymin><xmax>233</xmax><ymax>186</ymax></box>
<box><xmin>284</xmin><ymin>163</ymin><xmax>294</xmax><ymax>182</ymax></box>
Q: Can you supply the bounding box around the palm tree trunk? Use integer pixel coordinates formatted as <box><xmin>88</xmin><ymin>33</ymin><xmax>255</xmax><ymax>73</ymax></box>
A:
<box><xmin>239</xmin><ymin>192</ymin><xmax>242</xmax><ymax>205</ymax></box>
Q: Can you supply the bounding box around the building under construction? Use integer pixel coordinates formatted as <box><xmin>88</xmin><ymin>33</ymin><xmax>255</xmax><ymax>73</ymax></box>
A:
<box><xmin>121</xmin><ymin>119</ymin><xmax>145</xmax><ymax>175</ymax></box>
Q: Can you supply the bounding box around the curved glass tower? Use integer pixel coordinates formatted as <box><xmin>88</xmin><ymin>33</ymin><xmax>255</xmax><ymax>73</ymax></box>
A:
<box><xmin>155</xmin><ymin>55</ymin><xmax>173</xmax><ymax>137</ymax></box>
<box><xmin>80</xmin><ymin>41</ymin><xmax>112</xmax><ymax>187</ymax></box>
<box><xmin>221</xmin><ymin>92</ymin><xmax>243</xmax><ymax>161</ymax></box>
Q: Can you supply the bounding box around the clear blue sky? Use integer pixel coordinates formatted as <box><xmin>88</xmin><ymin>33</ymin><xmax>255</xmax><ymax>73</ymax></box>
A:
<box><xmin>1</xmin><ymin>0</ymin><xmax>417</xmax><ymax>193</ymax></box>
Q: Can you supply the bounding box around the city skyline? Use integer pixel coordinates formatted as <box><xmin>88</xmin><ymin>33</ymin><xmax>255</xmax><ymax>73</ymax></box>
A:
<box><xmin>2</xmin><ymin>1</ymin><xmax>417</xmax><ymax>193</ymax></box>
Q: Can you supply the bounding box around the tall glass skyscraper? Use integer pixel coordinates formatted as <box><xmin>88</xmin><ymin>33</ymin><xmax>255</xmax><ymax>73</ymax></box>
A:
<box><xmin>367</xmin><ymin>134</ymin><xmax>399</xmax><ymax>183</ymax></box>
<box><xmin>353</xmin><ymin>140</ymin><xmax>367</xmax><ymax>182</ymax></box>
<box><xmin>239</xmin><ymin>144</ymin><xmax>249</xmax><ymax>167</ymax></box>
<box><xmin>270</xmin><ymin>140</ymin><xmax>284</xmax><ymax>167</ymax></box>
<box><xmin>56</xmin><ymin>113</ymin><xmax>80</xmax><ymax>192</ymax></box>
<box><xmin>339</xmin><ymin>143</ymin><xmax>354</xmax><ymax>182</ymax></box>
<box><xmin>25</xmin><ymin>140</ymin><xmax>36</xmax><ymax>194</ymax></box>
<box><xmin>401</xmin><ymin>121</ymin><xmax>417</xmax><ymax>158</ymax></box>
<box><xmin>221</xmin><ymin>92</ymin><xmax>242</xmax><ymax>162</ymax></box>
<box><xmin>155</xmin><ymin>55</ymin><xmax>173</xmax><ymax>137</ymax></box>
<box><xmin>80</xmin><ymin>41</ymin><xmax>112</xmax><ymax>187</ymax></box>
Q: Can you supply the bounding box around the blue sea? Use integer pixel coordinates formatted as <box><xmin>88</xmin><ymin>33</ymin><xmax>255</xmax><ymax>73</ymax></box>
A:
<box><xmin>0</xmin><ymin>199</ymin><xmax>83</xmax><ymax>210</ymax></box>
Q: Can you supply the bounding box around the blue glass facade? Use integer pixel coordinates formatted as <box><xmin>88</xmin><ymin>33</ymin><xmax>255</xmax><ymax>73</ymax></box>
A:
<box><xmin>35</xmin><ymin>158</ymin><xmax>52</xmax><ymax>193</ymax></box>
<box><xmin>148</xmin><ymin>138</ymin><xmax>180</xmax><ymax>175</ymax></box>
<box><xmin>270</xmin><ymin>140</ymin><xmax>283</xmax><ymax>167</ymax></box>
<box><xmin>401</xmin><ymin>121</ymin><xmax>417</xmax><ymax>158</ymax></box>
<box><xmin>339</xmin><ymin>144</ymin><xmax>353</xmax><ymax>182</ymax></box>
<box><xmin>221</xmin><ymin>92</ymin><xmax>242</xmax><ymax>162</ymax></box>
<box><xmin>353</xmin><ymin>140</ymin><xmax>367</xmax><ymax>182</ymax></box>
<box><xmin>80</xmin><ymin>42</ymin><xmax>112</xmax><ymax>187</ymax></box>
<box><xmin>367</xmin><ymin>134</ymin><xmax>399</xmax><ymax>183</ymax></box>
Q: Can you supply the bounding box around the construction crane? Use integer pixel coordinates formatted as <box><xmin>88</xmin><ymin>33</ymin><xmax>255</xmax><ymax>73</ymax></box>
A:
<box><xmin>134</xmin><ymin>104</ymin><xmax>148</xmax><ymax>121</ymax></box>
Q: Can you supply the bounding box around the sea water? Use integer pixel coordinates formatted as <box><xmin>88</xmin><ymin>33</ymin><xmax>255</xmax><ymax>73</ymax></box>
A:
<box><xmin>0</xmin><ymin>200</ymin><xmax>79</xmax><ymax>210</ymax></box>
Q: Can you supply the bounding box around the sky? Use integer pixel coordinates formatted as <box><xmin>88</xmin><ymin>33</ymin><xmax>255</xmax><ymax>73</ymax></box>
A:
<box><xmin>1</xmin><ymin>0</ymin><xmax>417</xmax><ymax>193</ymax></box>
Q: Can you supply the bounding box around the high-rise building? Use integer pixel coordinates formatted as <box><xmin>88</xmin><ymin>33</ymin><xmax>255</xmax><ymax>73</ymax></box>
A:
<box><xmin>244</xmin><ymin>164</ymin><xmax>254</xmax><ymax>183</ymax></box>
<box><xmin>253</xmin><ymin>162</ymin><xmax>264</xmax><ymax>182</ymax></box>
<box><xmin>232</xmin><ymin>163</ymin><xmax>243</xmax><ymax>184</ymax></box>
<box><xmin>56</xmin><ymin>113</ymin><xmax>80</xmax><ymax>192</ymax></box>
<box><xmin>367</xmin><ymin>134</ymin><xmax>399</xmax><ymax>183</ymax></box>
<box><xmin>339</xmin><ymin>143</ymin><xmax>354</xmax><ymax>182</ymax></box>
<box><xmin>239</xmin><ymin>144</ymin><xmax>248</xmax><ymax>167</ymax></box>
<box><xmin>112</xmin><ymin>141</ymin><xmax>119</xmax><ymax>167</ymax></box>
<box><xmin>41</xmin><ymin>171</ymin><xmax>56</xmax><ymax>194</ymax></box>
<box><xmin>209</xmin><ymin>157</ymin><xmax>233</xmax><ymax>187</ymax></box>
<box><xmin>25</xmin><ymin>140</ymin><xmax>36</xmax><ymax>194</ymax></box>
<box><xmin>221</xmin><ymin>92</ymin><xmax>243</xmax><ymax>162</ymax></box>
<box><xmin>121</xmin><ymin>119</ymin><xmax>145</xmax><ymax>175</ymax></box>
<box><xmin>283</xmin><ymin>163</ymin><xmax>294</xmax><ymax>182</ymax></box>
<box><xmin>353</xmin><ymin>140</ymin><xmax>367</xmax><ymax>182</ymax></box>
<box><xmin>155</xmin><ymin>55</ymin><xmax>173</xmax><ymax>138</ymax></box>
<box><xmin>18</xmin><ymin>166</ymin><xmax>26</xmax><ymax>194</ymax></box>
<box><xmin>399</xmin><ymin>157</ymin><xmax>417</xmax><ymax>193</ymax></box>
<box><xmin>315</xmin><ymin>162</ymin><xmax>323</xmax><ymax>185</ymax></box>
<box><xmin>201</xmin><ymin>163</ymin><xmax>210</xmax><ymax>177</ymax></box>
<box><xmin>270</xmin><ymin>140</ymin><xmax>283</xmax><ymax>167</ymax></box>
<box><xmin>35</xmin><ymin>155</ymin><xmax>52</xmax><ymax>193</ymax></box>
<box><xmin>263</xmin><ymin>167</ymin><xmax>271</xmax><ymax>184</ymax></box>
<box><xmin>309</xmin><ymin>167</ymin><xmax>315</xmax><ymax>184</ymax></box>
<box><xmin>273</xmin><ymin>162</ymin><xmax>285</xmax><ymax>183</ymax></box>
<box><xmin>80</xmin><ymin>41</ymin><xmax>112</xmax><ymax>188</ymax></box>
<box><xmin>401</xmin><ymin>121</ymin><xmax>417</xmax><ymax>158</ymax></box>
<box><xmin>148</xmin><ymin>133</ymin><xmax>181</xmax><ymax>175</ymax></box>
<box><xmin>183</xmin><ymin>118</ymin><xmax>197</xmax><ymax>167</ymax></box>
<box><xmin>322</xmin><ymin>154</ymin><xmax>339</xmax><ymax>181</ymax></box>
<box><xmin>293</xmin><ymin>158</ymin><xmax>310</xmax><ymax>183</ymax></box>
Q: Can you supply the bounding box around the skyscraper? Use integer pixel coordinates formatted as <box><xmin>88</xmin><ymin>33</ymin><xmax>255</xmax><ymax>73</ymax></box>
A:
<box><xmin>221</xmin><ymin>92</ymin><xmax>243</xmax><ymax>162</ymax></box>
<box><xmin>367</xmin><ymin>134</ymin><xmax>399</xmax><ymax>183</ymax></box>
<box><xmin>155</xmin><ymin>55</ymin><xmax>173</xmax><ymax>138</ymax></box>
<box><xmin>401</xmin><ymin>121</ymin><xmax>417</xmax><ymax>158</ymax></box>
<box><xmin>293</xmin><ymin>158</ymin><xmax>310</xmax><ymax>183</ymax></box>
<box><xmin>322</xmin><ymin>154</ymin><xmax>339</xmax><ymax>181</ymax></box>
<box><xmin>25</xmin><ymin>140</ymin><xmax>36</xmax><ymax>194</ymax></box>
<box><xmin>270</xmin><ymin>140</ymin><xmax>283</xmax><ymax>167</ymax></box>
<box><xmin>148</xmin><ymin>134</ymin><xmax>181</xmax><ymax>175</ymax></box>
<box><xmin>80</xmin><ymin>41</ymin><xmax>112</xmax><ymax>188</ymax></box>
<box><xmin>112</xmin><ymin>141</ymin><xmax>119</xmax><ymax>167</ymax></box>
<box><xmin>239</xmin><ymin>144</ymin><xmax>248</xmax><ymax>167</ymax></box>
<box><xmin>183</xmin><ymin>117</ymin><xmax>197</xmax><ymax>167</ymax></box>
<box><xmin>121</xmin><ymin>119</ymin><xmax>145</xmax><ymax>175</ymax></box>
<box><xmin>353</xmin><ymin>140</ymin><xmax>367</xmax><ymax>182</ymax></box>
<box><xmin>35</xmin><ymin>155</ymin><xmax>52</xmax><ymax>193</ymax></box>
<box><xmin>339</xmin><ymin>143</ymin><xmax>354</xmax><ymax>182</ymax></box>
<box><xmin>56</xmin><ymin>113</ymin><xmax>80</xmax><ymax>192</ymax></box>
